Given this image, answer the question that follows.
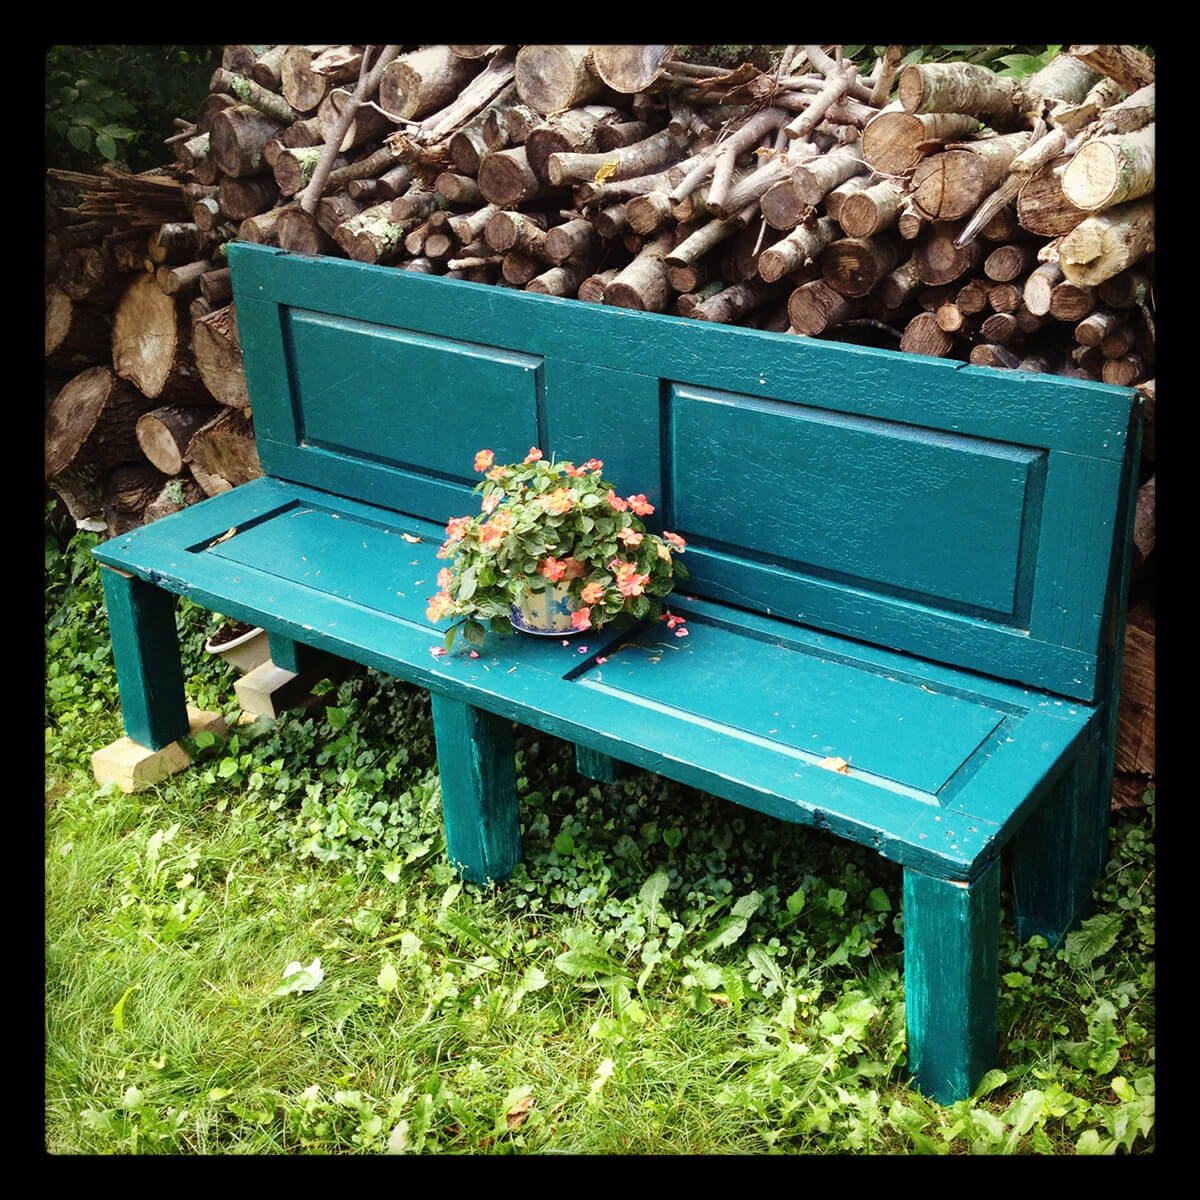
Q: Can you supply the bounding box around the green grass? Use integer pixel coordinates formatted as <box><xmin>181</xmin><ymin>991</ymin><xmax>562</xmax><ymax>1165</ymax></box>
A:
<box><xmin>45</xmin><ymin>515</ymin><xmax>1155</xmax><ymax>1155</ymax></box>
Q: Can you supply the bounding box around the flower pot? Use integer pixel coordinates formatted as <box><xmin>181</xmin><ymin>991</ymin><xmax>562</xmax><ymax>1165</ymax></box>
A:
<box><xmin>204</xmin><ymin>621</ymin><xmax>270</xmax><ymax>672</ymax></box>
<box><xmin>511</xmin><ymin>580</ymin><xmax>583</xmax><ymax>635</ymax></box>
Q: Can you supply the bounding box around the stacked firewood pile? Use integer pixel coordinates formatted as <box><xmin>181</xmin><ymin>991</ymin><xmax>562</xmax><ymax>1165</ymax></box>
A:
<box><xmin>45</xmin><ymin>157</ymin><xmax>260</xmax><ymax>535</ymax></box>
<box><xmin>44</xmin><ymin>43</ymin><xmax>1155</xmax><ymax>799</ymax></box>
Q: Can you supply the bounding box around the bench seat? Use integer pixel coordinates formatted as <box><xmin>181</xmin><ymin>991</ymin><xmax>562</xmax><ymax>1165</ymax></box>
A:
<box><xmin>94</xmin><ymin>471</ymin><xmax>1096</xmax><ymax>887</ymax></box>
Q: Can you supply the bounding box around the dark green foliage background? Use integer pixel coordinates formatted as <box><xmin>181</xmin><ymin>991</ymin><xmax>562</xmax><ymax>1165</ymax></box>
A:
<box><xmin>45</xmin><ymin>45</ymin><xmax>223</xmax><ymax>172</ymax></box>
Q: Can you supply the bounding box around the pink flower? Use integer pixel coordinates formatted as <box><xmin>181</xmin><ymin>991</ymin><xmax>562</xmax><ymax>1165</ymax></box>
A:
<box><xmin>444</xmin><ymin>515</ymin><xmax>470</xmax><ymax>543</ymax></box>
<box><xmin>430</xmin><ymin>646</ymin><xmax>447</xmax><ymax>658</ymax></box>
<box><xmin>606</xmin><ymin>490</ymin><xmax>628</xmax><ymax>513</ymax></box>
<box><xmin>664</xmin><ymin>531</ymin><xmax>687</xmax><ymax>551</ymax></box>
<box><xmin>524</xmin><ymin>447</ymin><xmax>543</xmax><ymax>464</ymax></box>
<box><xmin>437</xmin><ymin>567</ymin><xmax>453</xmax><ymax>590</ymax></box>
<box><xmin>481</xmin><ymin>492</ymin><xmax>500</xmax><ymax>514</ymax></box>
<box><xmin>479</xmin><ymin>511</ymin><xmax>512</xmax><ymax>546</ymax></box>
<box><xmin>486</xmin><ymin>464</ymin><xmax>507</xmax><ymax>482</ymax></box>
<box><xmin>613</xmin><ymin>561</ymin><xmax>650</xmax><ymax>597</ymax></box>
<box><xmin>584</xmin><ymin>458</ymin><xmax>604</xmax><ymax>473</ymax></box>
<box><xmin>617</xmin><ymin>527</ymin><xmax>644</xmax><ymax>547</ymax></box>
<box><xmin>539</xmin><ymin>487</ymin><xmax>574</xmax><ymax>515</ymax></box>
<box><xmin>626</xmin><ymin>494</ymin><xmax>654</xmax><ymax>516</ymax></box>
<box><xmin>540</xmin><ymin>556</ymin><xmax>567</xmax><ymax>582</ymax></box>
<box><xmin>426</xmin><ymin>592</ymin><xmax>454</xmax><ymax>622</ymax></box>
<box><xmin>571</xmin><ymin>606</ymin><xmax>592</xmax><ymax>631</ymax></box>
<box><xmin>581</xmin><ymin>581</ymin><xmax>605</xmax><ymax>605</ymax></box>
<box><xmin>474</xmin><ymin>449</ymin><xmax>494</xmax><ymax>473</ymax></box>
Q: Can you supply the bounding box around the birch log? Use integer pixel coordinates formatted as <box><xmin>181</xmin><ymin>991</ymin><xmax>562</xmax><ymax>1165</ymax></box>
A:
<box><xmin>1057</xmin><ymin>197</ymin><xmax>1155</xmax><ymax>287</ymax></box>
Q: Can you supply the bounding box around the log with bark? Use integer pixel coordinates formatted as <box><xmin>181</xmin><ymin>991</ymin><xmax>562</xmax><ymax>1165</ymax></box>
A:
<box><xmin>45</xmin><ymin>366</ymin><xmax>159</xmax><ymax>480</ymax></box>
<box><xmin>191</xmin><ymin>303</ymin><xmax>249</xmax><ymax>409</ymax></box>
<box><xmin>136</xmin><ymin>403</ymin><xmax>222</xmax><ymax>475</ymax></box>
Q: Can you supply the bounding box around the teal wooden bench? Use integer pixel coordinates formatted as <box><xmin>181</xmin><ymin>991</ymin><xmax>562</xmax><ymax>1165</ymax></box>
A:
<box><xmin>92</xmin><ymin>239</ymin><xmax>1142</xmax><ymax>1104</ymax></box>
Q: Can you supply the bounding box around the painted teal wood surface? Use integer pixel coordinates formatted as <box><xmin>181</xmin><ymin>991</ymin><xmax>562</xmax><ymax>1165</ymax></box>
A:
<box><xmin>90</xmin><ymin>241</ymin><xmax>1143</xmax><ymax>1102</ymax></box>
<box><xmin>903</xmin><ymin>862</ymin><xmax>1001</xmax><ymax>1104</ymax></box>
<box><xmin>430</xmin><ymin>694</ymin><xmax>522</xmax><ymax>885</ymax></box>
<box><xmin>228</xmin><ymin>242</ymin><xmax>1135</xmax><ymax>702</ymax></box>
<box><xmin>99</xmin><ymin>566</ymin><xmax>190</xmax><ymax>750</ymax></box>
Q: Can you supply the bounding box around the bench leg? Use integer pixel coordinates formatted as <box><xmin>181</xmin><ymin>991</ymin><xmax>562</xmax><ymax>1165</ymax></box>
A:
<box><xmin>430</xmin><ymin>693</ymin><xmax>522</xmax><ymax>885</ymax></box>
<box><xmin>266</xmin><ymin>632</ymin><xmax>325</xmax><ymax>675</ymax></box>
<box><xmin>575</xmin><ymin>744</ymin><xmax>627</xmax><ymax>783</ymax></box>
<box><xmin>1010</xmin><ymin>732</ymin><xmax>1107</xmax><ymax>947</ymax></box>
<box><xmin>99</xmin><ymin>567</ymin><xmax>190</xmax><ymax>751</ymax></box>
<box><xmin>903</xmin><ymin>860</ymin><xmax>1000</xmax><ymax>1105</ymax></box>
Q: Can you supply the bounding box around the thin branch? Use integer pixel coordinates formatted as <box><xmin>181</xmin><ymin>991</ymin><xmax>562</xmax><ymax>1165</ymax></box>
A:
<box><xmin>298</xmin><ymin>45</ymin><xmax>403</xmax><ymax>214</ymax></box>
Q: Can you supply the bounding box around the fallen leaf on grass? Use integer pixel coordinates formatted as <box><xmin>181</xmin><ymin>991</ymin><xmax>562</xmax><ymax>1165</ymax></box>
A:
<box><xmin>505</xmin><ymin>1094</ymin><xmax>535</xmax><ymax>1130</ymax></box>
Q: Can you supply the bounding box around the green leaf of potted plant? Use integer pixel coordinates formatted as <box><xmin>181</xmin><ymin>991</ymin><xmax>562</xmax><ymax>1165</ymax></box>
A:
<box><xmin>427</xmin><ymin>448</ymin><xmax>688</xmax><ymax>650</ymax></box>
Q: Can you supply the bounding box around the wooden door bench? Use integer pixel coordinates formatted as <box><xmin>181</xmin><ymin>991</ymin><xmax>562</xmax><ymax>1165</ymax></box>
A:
<box><xmin>92</xmin><ymin>240</ymin><xmax>1142</xmax><ymax>1104</ymax></box>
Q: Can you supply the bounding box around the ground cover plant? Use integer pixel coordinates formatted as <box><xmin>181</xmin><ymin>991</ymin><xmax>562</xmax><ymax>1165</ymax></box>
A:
<box><xmin>45</xmin><ymin>511</ymin><xmax>1155</xmax><ymax>1155</ymax></box>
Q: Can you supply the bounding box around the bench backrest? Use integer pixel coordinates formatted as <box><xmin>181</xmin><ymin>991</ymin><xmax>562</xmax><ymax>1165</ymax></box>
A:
<box><xmin>228</xmin><ymin>241</ymin><xmax>1141</xmax><ymax>705</ymax></box>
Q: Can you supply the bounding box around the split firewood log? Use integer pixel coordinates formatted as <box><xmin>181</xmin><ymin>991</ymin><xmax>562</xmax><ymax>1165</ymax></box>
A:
<box><xmin>1115</xmin><ymin>611</ymin><xmax>1155</xmax><ymax>777</ymax></box>
<box><xmin>192</xmin><ymin>304</ymin><xmax>249</xmax><ymax>410</ymax></box>
<box><xmin>103</xmin><ymin>462</ymin><xmax>172</xmax><ymax>535</ymax></box>
<box><xmin>185</xmin><ymin>407</ymin><xmax>263</xmax><ymax>491</ymax></box>
<box><xmin>143</xmin><ymin>474</ymin><xmax>204</xmax><ymax>524</ymax></box>
<box><xmin>1057</xmin><ymin>196</ymin><xmax>1155</xmax><ymax>287</ymax></box>
<box><xmin>282</xmin><ymin>45</ymin><xmax>364</xmax><ymax>114</ymax></box>
<box><xmin>1067</xmin><ymin>45</ymin><xmax>1155</xmax><ymax>96</ymax></box>
<box><xmin>111</xmin><ymin>274</ymin><xmax>211</xmax><ymax>404</ymax></box>
<box><xmin>45</xmin><ymin>366</ymin><xmax>159</xmax><ymax>480</ymax></box>
<box><xmin>45</xmin><ymin>284</ymin><xmax>112</xmax><ymax>369</ymax></box>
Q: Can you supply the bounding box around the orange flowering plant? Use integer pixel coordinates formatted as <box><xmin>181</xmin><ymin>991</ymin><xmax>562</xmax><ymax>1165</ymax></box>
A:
<box><xmin>428</xmin><ymin>447</ymin><xmax>687</xmax><ymax>649</ymax></box>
